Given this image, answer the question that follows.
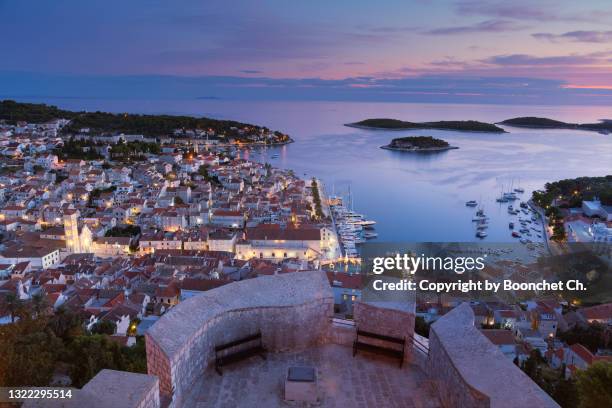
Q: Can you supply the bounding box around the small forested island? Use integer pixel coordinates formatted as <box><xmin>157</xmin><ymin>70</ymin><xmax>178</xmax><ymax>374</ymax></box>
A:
<box><xmin>381</xmin><ymin>136</ymin><xmax>458</xmax><ymax>152</ymax></box>
<box><xmin>499</xmin><ymin>117</ymin><xmax>612</xmax><ymax>133</ymax></box>
<box><xmin>346</xmin><ymin>118</ymin><xmax>505</xmax><ymax>133</ymax></box>
<box><xmin>0</xmin><ymin>100</ymin><xmax>292</xmax><ymax>144</ymax></box>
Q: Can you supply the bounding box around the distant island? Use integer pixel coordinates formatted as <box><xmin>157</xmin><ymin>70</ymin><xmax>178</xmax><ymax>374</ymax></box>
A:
<box><xmin>0</xmin><ymin>100</ymin><xmax>293</xmax><ymax>144</ymax></box>
<box><xmin>499</xmin><ymin>117</ymin><xmax>612</xmax><ymax>133</ymax></box>
<box><xmin>381</xmin><ymin>136</ymin><xmax>458</xmax><ymax>152</ymax></box>
<box><xmin>346</xmin><ymin>118</ymin><xmax>505</xmax><ymax>133</ymax></box>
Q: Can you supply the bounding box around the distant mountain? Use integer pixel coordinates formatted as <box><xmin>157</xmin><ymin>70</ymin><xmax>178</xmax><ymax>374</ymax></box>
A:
<box><xmin>499</xmin><ymin>117</ymin><xmax>612</xmax><ymax>133</ymax></box>
<box><xmin>346</xmin><ymin>118</ymin><xmax>505</xmax><ymax>133</ymax></box>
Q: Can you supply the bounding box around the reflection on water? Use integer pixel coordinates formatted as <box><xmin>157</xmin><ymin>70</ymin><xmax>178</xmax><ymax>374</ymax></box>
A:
<box><xmin>13</xmin><ymin>97</ymin><xmax>612</xmax><ymax>242</ymax></box>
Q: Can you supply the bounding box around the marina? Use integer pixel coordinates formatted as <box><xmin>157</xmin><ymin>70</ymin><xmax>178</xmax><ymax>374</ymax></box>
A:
<box><xmin>328</xmin><ymin>192</ymin><xmax>378</xmax><ymax>259</ymax></box>
<box><xmin>468</xmin><ymin>183</ymin><xmax>545</xmax><ymax>245</ymax></box>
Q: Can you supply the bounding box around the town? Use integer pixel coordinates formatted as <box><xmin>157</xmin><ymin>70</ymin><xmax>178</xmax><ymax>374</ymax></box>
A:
<box><xmin>0</xmin><ymin>104</ymin><xmax>610</xmax><ymax>408</ymax></box>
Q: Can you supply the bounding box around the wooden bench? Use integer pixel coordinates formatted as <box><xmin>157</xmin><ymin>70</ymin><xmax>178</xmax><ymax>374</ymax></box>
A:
<box><xmin>352</xmin><ymin>328</ymin><xmax>405</xmax><ymax>368</ymax></box>
<box><xmin>214</xmin><ymin>332</ymin><xmax>267</xmax><ymax>375</ymax></box>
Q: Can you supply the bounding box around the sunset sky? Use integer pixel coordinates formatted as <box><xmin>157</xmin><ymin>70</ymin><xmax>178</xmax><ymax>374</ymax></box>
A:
<box><xmin>2</xmin><ymin>0</ymin><xmax>612</xmax><ymax>104</ymax></box>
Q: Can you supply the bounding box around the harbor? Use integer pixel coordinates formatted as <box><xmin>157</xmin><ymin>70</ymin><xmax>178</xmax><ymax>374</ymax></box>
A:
<box><xmin>465</xmin><ymin>182</ymin><xmax>546</xmax><ymax>246</ymax></box>
<box><xmin>327</xmin><ymin>188</ymin><xmax>378</xmax><ymax>260</ymax></box>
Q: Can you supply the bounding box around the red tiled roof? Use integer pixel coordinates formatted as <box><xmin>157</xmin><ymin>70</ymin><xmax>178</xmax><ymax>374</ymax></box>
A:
<box><xmin>480</xmin><ymin>329</ymin><xmax>516</xmax><ymax>346</ymax></box>
<box><xmin>247</xmin><ymin>224</ymin><xmax>320</xmax><ymax>241</ymax></box>
<box><xmin>579</xmin><ymin>303</ymin><xmax>612</xmax><ymax>321</ymax></box>
<box><xmin>326</xmin><ymin>272</ymin><xmax>363</xmax><ymax>290</ymax></box>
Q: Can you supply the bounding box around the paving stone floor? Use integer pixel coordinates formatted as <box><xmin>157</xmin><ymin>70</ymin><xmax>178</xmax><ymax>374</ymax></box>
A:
<box><xmin>181</xmin><ymin>344</ymin><xmax>441</xmax><ymax>408</ymax></box>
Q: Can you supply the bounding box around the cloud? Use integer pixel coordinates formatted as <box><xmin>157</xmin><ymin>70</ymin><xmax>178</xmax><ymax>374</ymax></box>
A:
<box><xmin>533</xmin><ymin>30</ymin><xmax>612</xmax><ymax>43</ymax></box>
<box><xmin>425</xmin><ymin>19</ymin><xmax>527</xmax><ymax>35</ymax></box>
<box><xmin>240</xmin><ymin>70</ymin><xmax>263</xmax><ymax>74</ymax></box>
<box><xmin>481</xmin><ymin>54</ymin><xmax>602</xmax><ymax>66</ymax></box>
<box><xmin>454</xmin><ymin>0</ymin><xmax>612</xmax><ymax>23</ymax></box>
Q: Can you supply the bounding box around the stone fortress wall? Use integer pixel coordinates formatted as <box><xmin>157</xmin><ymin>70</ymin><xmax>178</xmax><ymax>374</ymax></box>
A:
<box><xmin>145</xmin><ymin>271</ymin><xmax>335</xmax><ymax>407</ymax></box>
<box><xmin>427</xmin><ymin>303</ymin><xmax>560</xmax><ymax>408</ymax></box>
<box><xmin>32</xmin><ymin>272</ymin><xmax>560</xmax><ymax>408</ymax></box>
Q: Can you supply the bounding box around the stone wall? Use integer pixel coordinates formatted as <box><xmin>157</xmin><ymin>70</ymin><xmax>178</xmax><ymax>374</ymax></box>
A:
<box><xmin>353</xmin><ymin>301</ymin><xmax>416</xmax><ymax>363</ymax></box>
<box><xmin>145</xmin><ymin>271</ymin><xmax>334</xmax><ymax>407</ymax></box>
<box><xmin>23</xmin><ymin>369</ymin><xmax>160</xmax><ymax>408</ymax></box>
<box><xmin>427</xmin><ymin>303</ymin><xmax>560</xmax><ymax>408</ymax></box>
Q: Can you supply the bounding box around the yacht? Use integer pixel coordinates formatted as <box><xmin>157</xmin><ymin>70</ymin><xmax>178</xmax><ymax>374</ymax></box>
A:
<box><xmin>503</xmin><ymin>192</ymin><xmax>518</xmax><ymax>201</ymax></box>
<box><xmin>472</xmin><ymin>216</ymin><xmax>489</xmax><ymax>222</ymax></box>
<box><xmin>476</xmin><ymin>231</ymin><xmax>488</xmax><ymax>238</ymax></box>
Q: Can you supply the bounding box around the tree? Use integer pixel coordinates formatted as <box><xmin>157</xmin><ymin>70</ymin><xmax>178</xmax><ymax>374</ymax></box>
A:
<box><xmin>68</xmin><ymin>335</ymin><xmax>123</xmax><ymax>387</ymax></box>
<box><xmin>30</xmin><ymin>292</ymin><xmax>49</xmax><ymax>318</ymax></box>
<box><xmin>575</xmin><ymin>361</ymin><xmax>612</xmax><ymax>408</ymax></box>
<box><xmin>523</xmin><ymin>350</ymin><xmax>543</xmax><ymax>383</ymax></box>
<box><xmin>4</xmin><ymin>293</ymin><xmax>23</xmax><ymax>323</ymax></box>
<box><xmin>552</xmin><ymin>378</ymin><xmax>578</xmax><ymax>408</ymax></box>
<box><xmin>0</xmin><ymin>318</ymin><xmax>63</xmax><ymax>387</ymax></box>
<box><xmin>8</xmin><ymin>329</ymin><xmax>63</xmax><ymax>386</ymax></box>
<box><xmin>414</xmin><ymin>316</ymin><xmax>430</xmax><ymax>338</ymax></box>
<box><xmin>91</xmin><ymin>320</ymin><xmax>116</xmax><ymax>335</ymax></box>
<box><xmin>47</xmin><ymin>307</ymin><xmax>84</xmax><ymax>341</ymax></box>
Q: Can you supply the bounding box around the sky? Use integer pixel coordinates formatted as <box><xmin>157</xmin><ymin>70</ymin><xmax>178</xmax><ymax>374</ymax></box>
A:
<box><xmin>2</xmin><ymin>0</ymin><xmax>612</xmax><ymax>104</ymax></box>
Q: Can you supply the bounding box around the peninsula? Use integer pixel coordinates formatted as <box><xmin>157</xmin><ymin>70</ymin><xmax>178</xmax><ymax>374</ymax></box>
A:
<box><xmin>0</xmin><ymin>100</ymin><xmax>293</xmax><ymax>145</ymax></box>
<box><xmin>346</xmin><ymin>118</ymin><xmax>505</xmax><ymax>133</ymax></box>
<box><xmin>381</xmin><ymin>136</ymin><xmax>458</xmax><ymax>152</ymax></box>
<box><xmin>499</xmin><ymin>117</ymin><xmax>612</xmax><ymax>133</ymax></box>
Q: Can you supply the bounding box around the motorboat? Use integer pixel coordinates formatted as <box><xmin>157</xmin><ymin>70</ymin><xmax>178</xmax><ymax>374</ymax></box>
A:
<box><xmin>476</xmin><ymin>231</ymin><xmax>488</xmax><ymax>238</ymax></box>
<box><xmin>509</xmin><ymin>222</ymin><xmax>514</xmax><ymax>229</ymax></box>
<box><xmin>472</xmin><ymin>216</ymin><xmax>489</xmax><ymax>222</ymax></box>
<box><xmin>512</xmin><ymin>231</ymin><xmax>521</xmax><ymax>238</ymax></box>
<box><xmin>466</xmin><ymin>200</ymin><xmax>478</xmax><ymax>207</ymax></box>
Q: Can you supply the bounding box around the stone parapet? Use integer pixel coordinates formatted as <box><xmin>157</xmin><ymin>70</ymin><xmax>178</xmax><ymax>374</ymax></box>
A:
<box><xmin>145</xmin><ymin>271</ymin><xmax>334</xmax><ymax>407</ymax></box>
<box><xmin>427</xmin><ymin>303</ymin><xmax>560</xmax><ymax>408</ymax></box>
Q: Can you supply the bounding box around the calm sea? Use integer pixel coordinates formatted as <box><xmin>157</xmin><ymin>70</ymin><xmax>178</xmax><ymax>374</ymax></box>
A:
<box><xmin>12</xmin><ymin>98</ymin><xmax>612</xmax><ymax>242</ymax></box>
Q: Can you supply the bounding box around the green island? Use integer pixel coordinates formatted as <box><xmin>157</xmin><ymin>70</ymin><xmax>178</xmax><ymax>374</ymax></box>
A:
<box><xmin>346</xmin><ymin>118</ymin><xmax>505</xmax><ymax>133</ymax></box>
<box><xmin>0</xmin><ymin>100</ymin><xmax>292</xmax><ymax>144</ymax></box>
<box><xmin>499</xmin><ymin>117</ymin><xmax>612</xmax><ymax>133</ymax></box>
<box><xmin>381</xmin><ymin>136</ymin><xmax>458</xmax><ymax>152</ymax></box>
